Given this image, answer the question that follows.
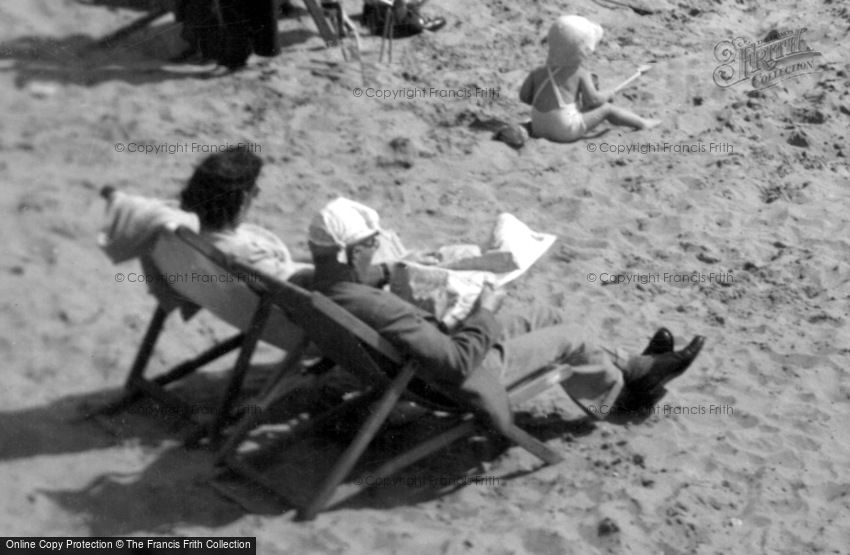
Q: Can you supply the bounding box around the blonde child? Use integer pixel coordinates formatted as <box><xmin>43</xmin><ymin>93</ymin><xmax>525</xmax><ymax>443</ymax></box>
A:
<box><xmin>520</xmin><ymin>15</ymin><xmax>660</xmax><ymax>143</ymax></box>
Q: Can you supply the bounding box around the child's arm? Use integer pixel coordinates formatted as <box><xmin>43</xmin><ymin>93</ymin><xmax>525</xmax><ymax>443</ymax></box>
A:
<box><xmin>519</xmin><ymin>72</ymin><xmax>535</xmax><ymax>105</ymax></box>
<box><xmin>578</xmin><ymin>68</ymin><xmax>616</xmax><ymax>109</ymax></box>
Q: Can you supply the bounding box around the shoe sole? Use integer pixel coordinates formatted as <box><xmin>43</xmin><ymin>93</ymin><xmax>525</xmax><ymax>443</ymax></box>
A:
<box><xmin>656</xmin><ymin>337</ymin><xmax>705</xmax><ymax>390</ymax></box>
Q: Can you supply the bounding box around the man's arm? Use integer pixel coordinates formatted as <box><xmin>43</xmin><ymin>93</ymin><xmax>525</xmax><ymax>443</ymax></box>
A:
<box><xmin>359</xmin><ymin>263</ymin><xmax>392</xmax><ymax>289</ymax></box>
<box><xmin>343</xmin><ymin>286</ymin><xmax>503</xmax><ymax>387</ymax></box>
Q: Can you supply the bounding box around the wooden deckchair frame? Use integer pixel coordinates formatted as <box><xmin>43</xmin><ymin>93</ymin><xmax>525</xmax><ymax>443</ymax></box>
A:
<box><xmin>208</xmin><ymin>240</ymin><xmax>574</xmax><ymax>521</ymax></box>
<box><xmin>91</xmin><ymin>227</ymin><xmax>307</xmax><ymax>446</ymax></box>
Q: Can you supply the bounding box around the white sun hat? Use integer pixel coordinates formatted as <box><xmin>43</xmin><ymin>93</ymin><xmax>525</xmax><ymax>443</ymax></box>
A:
<box><xmin>308</xmin><ymin>197</ymin><xmax>383</xmax><ymax>262</ymax></box>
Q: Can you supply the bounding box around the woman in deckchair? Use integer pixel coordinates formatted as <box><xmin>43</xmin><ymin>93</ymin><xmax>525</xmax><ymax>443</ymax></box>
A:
<box><xmin>99</xmin><ymin>146</ymin><xmax>310</xmax><ymax>281</ymax></box>
<box><xmin>177</xmin><ymin>146</ymin><xmax>311</xmax><ymax>279</ymax></box>
<box><xmin>519</xmin><ymin>15</ymin><xmax>660</xmax><ymax>143</ymax></box>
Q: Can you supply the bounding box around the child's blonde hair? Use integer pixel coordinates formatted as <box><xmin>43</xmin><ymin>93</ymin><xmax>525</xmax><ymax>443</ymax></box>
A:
<box><xmin>546</xmin><ymin>15</ymin><xmax>604</xmax><ymax>69</ymax></box>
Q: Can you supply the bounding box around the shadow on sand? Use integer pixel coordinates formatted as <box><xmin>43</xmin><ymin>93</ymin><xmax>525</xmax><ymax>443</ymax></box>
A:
<box><xmin>0</xmin><ymin>2</ymin><xmax>321</xmax><ymax>88</ymax></box>
<box><xmin>5</xmin><ymin>361</ymin><xmax>600</xmax><ymax>533</ymax></box>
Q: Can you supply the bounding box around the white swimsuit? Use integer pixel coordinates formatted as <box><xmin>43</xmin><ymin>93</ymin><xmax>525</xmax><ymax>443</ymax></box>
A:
<box><xmin>531</xmin><ymin>66</ymin><xmax>587</xmax><ymax>143</ymax></box>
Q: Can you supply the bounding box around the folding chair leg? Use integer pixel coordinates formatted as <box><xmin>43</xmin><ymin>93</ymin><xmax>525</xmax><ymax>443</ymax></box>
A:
<box><xmin>214</xmin><ymin>337</ymin><xmax>310</xmax><ymax>463</ymax></box>
<box><xmin>297</xmin><ymin>363</ymin><xmax>417</xmax><ymax>521</ymax></box>
<box><xmin>152</xmin><ymin>332</ymin><xmax>245</xmax><ymax>387</ymax></box>
<box><xmin>126</xmin><ymin>306</ymin><xmax>168</xmax><ymax>388</ymax></box>
<box><xmin>83</xmin><ymin>306</ymin><xmax>168</xmax><ymax>418</ymax></box>
<box><xmin>379</xmin><ymin>6</ymin><xmax>393</xmax><ymax>63</ymax></box>
<box><xmin>387</xmin><ymin>9</ymin><xmax>393</xmax><ymax>64</ymax></box>
<box><xmin>327</xmin><ymin>418</ymin><xmax>477</xmax><ymax>510</ymax></box>
<box><xmin>204</xmin><ymin>295</ymin><xmax>274</xmax><ymax>444</ymax></box>
<box><xmin>325</xmin><ymin>417</ymin><xmax>563</xmax><ymax>510</ymax></box>
<box><xmin>500</xmin><ymin>424</ymin><xmax>564</xmax><ymax>466</ymax></box>
<box><xmin>304</xmin><ymin>0</ymin><xmax>340</xmax><ymax>46</ymax></box>
<box><xmin>217</xmin><ymin>387</ymin><xmax>380</xmax><ymax>467</ymax></box>
<box><xmin>258</xmin><ymin>336</ymin><xmax>310</xmax><ymax>393</ymax></box>
<box><xmin>92</xmin><ymin>8</ymin><xmax>169</xmax><ymax>49</ymax></box>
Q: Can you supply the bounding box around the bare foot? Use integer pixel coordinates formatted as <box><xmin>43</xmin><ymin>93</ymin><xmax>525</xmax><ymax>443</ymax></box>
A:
<box><xmin>641</xmin><ymin>118</ymin><xmax>662</xmax><ymax>130</ymax></box>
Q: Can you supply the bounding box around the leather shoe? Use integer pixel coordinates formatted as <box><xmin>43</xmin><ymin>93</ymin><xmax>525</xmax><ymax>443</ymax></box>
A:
<box><xmin>642</xmin><ymin>327</ymin><xmax>674</xmax><ymax>355</ymax></box>
<box><xmin>614</xmin><ymin>336</ymin><xmax>705</xmax><ymax>414</ymax></box>
<box><xmin>628</xmin><ymin>336</ymin><xmax>705</xmax><ymax>393</ymax></box>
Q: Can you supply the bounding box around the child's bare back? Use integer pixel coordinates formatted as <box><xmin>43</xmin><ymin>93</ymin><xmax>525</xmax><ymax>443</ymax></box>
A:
<box><xmin>520</xmin><ymin>65</ymin><xmax>605</xmax><ymax>113</ymax></box>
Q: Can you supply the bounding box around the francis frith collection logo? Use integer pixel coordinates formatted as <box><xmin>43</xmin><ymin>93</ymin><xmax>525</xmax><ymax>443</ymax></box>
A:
<box><xmin>713</xmin><ymin>28</ymin><xmax>822</xmax><ymax>90</ymax></box>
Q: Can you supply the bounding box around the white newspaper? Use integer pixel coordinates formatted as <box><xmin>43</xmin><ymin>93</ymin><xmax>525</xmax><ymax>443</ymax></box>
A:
<box><xmin>391</xmin><ymin>214</ymin><xmax>557</xmax><ymax>328</ymax></box>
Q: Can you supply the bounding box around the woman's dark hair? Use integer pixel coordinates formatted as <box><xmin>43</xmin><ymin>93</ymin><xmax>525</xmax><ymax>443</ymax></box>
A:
<box><xmin>179</xmin><ymin>146</ymin><xmax>263</xmax><ymax>229</ymax></box>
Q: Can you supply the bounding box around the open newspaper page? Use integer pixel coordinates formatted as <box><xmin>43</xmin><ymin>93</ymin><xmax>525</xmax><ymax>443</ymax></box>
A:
<box><xmin>390</xmin><ymin>214</ymin><xmax>556</xmax><ymax>328</ymax></box>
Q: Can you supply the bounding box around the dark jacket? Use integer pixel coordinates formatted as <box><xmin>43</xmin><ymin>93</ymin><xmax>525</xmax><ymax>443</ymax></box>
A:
<box><xmin>315</xmin><ymin>265</ymin><xmax>502</xmax><ymax>387</ymax></box>
<box><xmin>314</xmin><ymin>264</ymin><xmax>513</xmax><ymax>433</ymax></box>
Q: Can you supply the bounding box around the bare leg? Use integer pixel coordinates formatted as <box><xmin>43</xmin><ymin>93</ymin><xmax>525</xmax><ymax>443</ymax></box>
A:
<box><xmin>582</xmin><ymin>103</ymin><xmax>660</xmax><ymax>132</ymax></box>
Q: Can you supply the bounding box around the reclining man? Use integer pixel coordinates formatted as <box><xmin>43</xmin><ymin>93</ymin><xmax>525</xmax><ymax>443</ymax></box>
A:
<box><xmin>307</xmin><ymin>197</ymin><xmax>705</xmax><ymax>430</ymax></box>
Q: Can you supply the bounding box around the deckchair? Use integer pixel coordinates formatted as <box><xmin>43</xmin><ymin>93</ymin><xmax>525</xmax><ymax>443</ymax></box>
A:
<box><xmin>304</xmin><ymin>0</ymin><xmax>342</xmax><ymax>46</ymax></box>
<box><xmin>212</xmin><ymin>257</ymin><xmax>575</xmax><ymax>521</ymax></box>
<box><xmin>91</xmin><ymin>225</ymin><xmax>312</xmax><ymax>445</ymax></box>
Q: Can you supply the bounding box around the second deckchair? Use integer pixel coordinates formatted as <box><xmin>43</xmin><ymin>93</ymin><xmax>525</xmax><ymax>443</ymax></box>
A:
<box><xmin>91</xmin><ymin>224</ymin><xmax>309</xmax><ymax>445</ymax></box>
<box><xmin>213</xmin><ymin>259</ymin><xmax>574</xmax><ymax>520</ymax></box>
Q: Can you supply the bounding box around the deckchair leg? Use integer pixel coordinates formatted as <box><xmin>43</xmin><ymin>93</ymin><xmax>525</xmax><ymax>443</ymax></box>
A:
<box><xmin>379</xmin><ymin>6</ymin><xmax>392</xmax><ymax>63</ymax></box>
<box><xmin>500</xmin><ymin>424</ymin><xmax>564</xmax><ymax>466</ymax></box>
<box><xmin>214</xmin><ymin>337</ymin><xmax>310</xmax><ymax>462</ymax></box>
<box><xmin>84</xmin><ymin>306</ymin><xmax>168</xmax><ymax>418</ymax></box>
<box><xmin>304</xmin><ymin>0</ymin><xmax>340</xmax><ymax>46</ymax></box>
<box><xmin>218</xmin><ymin>387</ymin><xmax>380</xmax><ymax>467</ymax></box>
<box><xmin>258</xmin><ymin>336</ymin><xmax>310</xmax><ymax>393</ymax></box>
<box><xmin>92</xmin><ymin>8</ymin><xmax>169</xmax><ymax>49</ymax></box>
<box><xmin>297</xmin><ymin>363</ymin><xmax>417</xmax><ymax>521</ymax></box>
<box><xmin>126</xmin><ymin>306</ymin><xmax>168</xmax><ymax>388</ymax></box>
<box><xmin>152</xmin><ymin>332</ymin><xmax>245</xmax><ymax>387</ymax></box>
<box><xmin>327</xmin><ymin>401</ymin><xmax>565</xmax><ymax>509</ymax></box>
<box><xmin>204</xmin><ymin>295</ymin><xmax>274</xmax><ymax>444</ymax></box>
<box><xmin>326</xmin><ymin>418</ymin><xmax>477</xmax><ymax>510</ymax></box>
<box><xmin>87</xmin><ymin>322</ymin><xmax>243</xmax><ymax>420</ymax></box>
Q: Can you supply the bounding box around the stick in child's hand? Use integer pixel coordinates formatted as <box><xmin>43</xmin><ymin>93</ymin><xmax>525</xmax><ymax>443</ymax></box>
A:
<box><xmin>613</xmin><ymin>63</ymin><xmax>653</xmax><ymax>93</ymax></box>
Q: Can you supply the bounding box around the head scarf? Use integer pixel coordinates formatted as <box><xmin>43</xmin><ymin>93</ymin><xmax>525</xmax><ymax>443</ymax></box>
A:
<box><xmin>308</xmin><ymin>197</ymin><xmax>383</xmax><ymax>263</ymax></box>
<box><xmin>546</xmin><ymin>15</ymin><xmax>604</xmax><ymax>70</ymax></box>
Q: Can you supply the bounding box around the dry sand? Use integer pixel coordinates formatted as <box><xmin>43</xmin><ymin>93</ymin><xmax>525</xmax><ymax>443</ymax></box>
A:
<box><xmin>1</xmin><ymin>0</ymin><xmax>849</xmax><ymax>553</ymax></box>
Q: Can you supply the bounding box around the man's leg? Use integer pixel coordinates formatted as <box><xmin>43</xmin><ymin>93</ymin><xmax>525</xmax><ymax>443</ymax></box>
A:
<box><xmin>495</xmin><ymin>304</ymin><xmax>568</xmax><ymax>340</ymax></box>
<box><xmin>491</xmin><ymin>305</ymin><xmax>704</xmax><ymax>417</ymax></box>
<box><xmin>491</xmin><ymin>306</ymin><xmax>626</xmax><ymax>415</ymax></box>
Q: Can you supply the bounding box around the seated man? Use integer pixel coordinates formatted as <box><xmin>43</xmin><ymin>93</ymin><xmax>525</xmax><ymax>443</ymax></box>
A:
<box><xmin>307</xmin><ymin>197</ymin><xmax>705</xmax><ymax>428</ymax></box>
<box><xmin>99</xmin><ymin>146</ymin><xmax>310</xmax><ymax>282</ymax></box>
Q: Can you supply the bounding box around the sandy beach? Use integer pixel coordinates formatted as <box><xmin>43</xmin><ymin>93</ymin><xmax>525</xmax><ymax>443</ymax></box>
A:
<box><xmin>1</xmin><ymin>0</ymin><xmax>848</xmax><ymax>553</ymax></box>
